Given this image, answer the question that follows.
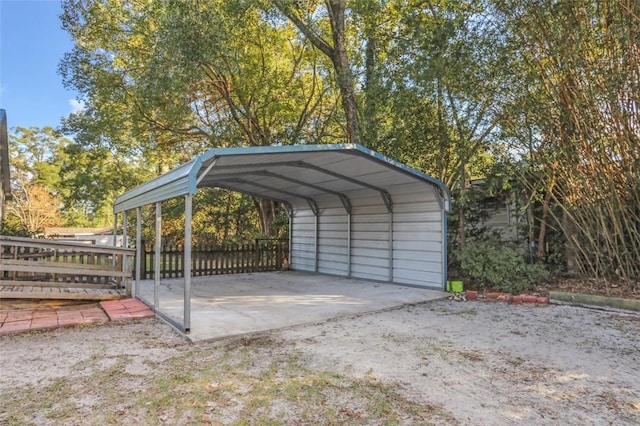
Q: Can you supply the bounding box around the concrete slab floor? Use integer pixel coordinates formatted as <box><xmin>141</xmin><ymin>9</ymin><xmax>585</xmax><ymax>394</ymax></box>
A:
<box><xmin>137</xmin><ymin>271</ymin><xmax>447</xmax><ymax>342</ymax></box>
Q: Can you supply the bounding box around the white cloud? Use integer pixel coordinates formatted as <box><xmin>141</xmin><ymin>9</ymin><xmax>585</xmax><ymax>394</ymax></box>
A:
<box><xmin>69</xmin><ymin>99</ymin><xmax>86</xmax><ymax>114</ymax></box>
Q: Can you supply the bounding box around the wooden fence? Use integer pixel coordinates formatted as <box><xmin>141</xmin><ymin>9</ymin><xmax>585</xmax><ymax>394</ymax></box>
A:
<box><xmin>140</xmin><ymin>239</ymin><xmax>288</xmax><ymax>279</ymax></box>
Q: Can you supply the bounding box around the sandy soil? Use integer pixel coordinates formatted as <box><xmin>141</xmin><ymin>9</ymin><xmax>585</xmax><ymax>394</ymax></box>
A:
<box><xmin>1</xmin><ymin>299</ymin><xmax>639</xmax><ymax>425</ymax></box>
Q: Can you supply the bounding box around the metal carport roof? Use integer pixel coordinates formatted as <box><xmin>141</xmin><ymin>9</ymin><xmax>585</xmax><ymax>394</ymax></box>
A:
<box><xmin>114</xmin><ymin>144</ymin><xmax>450</xmax><ymax>213</ymax></box>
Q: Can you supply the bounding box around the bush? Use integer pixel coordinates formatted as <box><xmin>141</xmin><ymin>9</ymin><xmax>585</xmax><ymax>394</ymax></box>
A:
<box><xmin>456</xmin><ymin>240</ymin><xmax>549</xmax><ymax>294</ymax></box>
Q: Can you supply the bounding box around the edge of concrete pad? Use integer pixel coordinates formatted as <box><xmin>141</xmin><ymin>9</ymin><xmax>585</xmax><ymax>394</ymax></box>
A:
<box><xmin>550</xmin><ymin>291</ymin><xmax>640</xmax><ymax>313</ymax></box>
<box><xmin>184</xmin><ymin>295</ymin><xmax>450</xmax><ymax>344</ymax></box>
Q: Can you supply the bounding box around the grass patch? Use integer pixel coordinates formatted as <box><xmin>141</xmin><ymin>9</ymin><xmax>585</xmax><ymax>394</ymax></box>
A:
<box><xmin>507</xmin><ymin>356</ymin><xmax>526</xmax><ymax>367</ymax></box>
<box><xmin>1</xmin><ymin>340</ymin><xmax>455</xmax><ymax>425</ymax></box>
<box><xmin>436</xmin><ymin>307</ymin><xmax>477</xmax><ymax>316</ymax></box>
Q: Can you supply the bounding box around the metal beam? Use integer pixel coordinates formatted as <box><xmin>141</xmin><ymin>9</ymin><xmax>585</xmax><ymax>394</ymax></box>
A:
<box><xmin>207</xmin><ymin>170</ymin><xmax>352</xmax><ymax>214</ymax></box>
<box><xmin>213</xmin><ymin>183</ymin><xmax>294</xmax><ymax>213</ymax></box>
<box><xmin>196</xmin><ymin>158</ymin><xmax>217</xmax><ymax>185</ymax></box>
<box><xmin>210</xmin><ymin>161</ymin><xmax>393</xmax><ymax>213</ymax></box>
<box><xmin>224</xmin><ymin>178</ymin><xmax>319</xmax><ymax>216</ymax></box>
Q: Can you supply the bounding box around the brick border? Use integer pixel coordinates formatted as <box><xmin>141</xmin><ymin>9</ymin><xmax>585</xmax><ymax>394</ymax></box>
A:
<box><xmin>0</xmin><ymin>298</ymin><xmax>155</xmax><ymax>336</ymax></box>
<box><xmin>463</xmin><ymin>290</ymin><xmax>550</xmax><ymax>306</ymax></box>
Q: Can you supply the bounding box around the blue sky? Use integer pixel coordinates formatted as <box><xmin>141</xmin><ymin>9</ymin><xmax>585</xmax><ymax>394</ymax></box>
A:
<box><xmin>0</xmin><ymin>0</ymin><xmax>80</xmax><ymax>130</ymax></box>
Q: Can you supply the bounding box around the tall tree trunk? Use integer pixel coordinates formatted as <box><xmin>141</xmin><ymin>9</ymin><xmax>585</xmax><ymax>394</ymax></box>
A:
<box><xmin>222</xmin><ymin>191</ymin><xmax>233</xmax><ymax>242</ymax></box>
<box><xmin>326</xmin><ymin>0</ymin><xmax>360</xmax><ymax>144</ymax></box>
<box><xmin>363</xmin><ymin>28</ymin><xmax>377</xmax><ymax>147</ymax></box>
<box><xmin>273</xmin><ymin>0</ymin><xmax>360</xmax><ymax>144</ymax></box>
<box><xmin>255</xmin><ymin>199</ymin><xmax>279</xmax><ymax>236</ymax></box>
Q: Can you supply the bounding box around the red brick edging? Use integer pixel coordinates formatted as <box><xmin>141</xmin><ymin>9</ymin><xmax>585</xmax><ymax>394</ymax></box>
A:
<box><xmin>0</xmin><ymin>298</ymin><xmax>154</xmax><ymax>336</ymax></box>
<box><xmin>464</xmin><ymin>290</ymin><xmax>549</xmax><ymax>305</ymax></box>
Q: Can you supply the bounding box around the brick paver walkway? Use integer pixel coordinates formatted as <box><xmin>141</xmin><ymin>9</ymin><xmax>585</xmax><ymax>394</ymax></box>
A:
<box><xmin>0</xmin><ymin>298</ymin><xmax>154</xmax><ymax>335</ymax></box>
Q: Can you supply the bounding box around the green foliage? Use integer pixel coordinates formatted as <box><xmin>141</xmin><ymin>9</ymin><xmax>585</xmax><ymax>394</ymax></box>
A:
<box><xmin>457</xmin><ymin>240</ymin><xmax>549</xmax><ymax>294</ymax></box>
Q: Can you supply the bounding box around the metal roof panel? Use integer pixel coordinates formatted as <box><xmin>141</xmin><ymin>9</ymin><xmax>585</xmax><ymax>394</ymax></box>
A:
<box><xmin>114</xmin><ymin>144</ymin><xmax>450</xmax><ymax>213</ymax></box>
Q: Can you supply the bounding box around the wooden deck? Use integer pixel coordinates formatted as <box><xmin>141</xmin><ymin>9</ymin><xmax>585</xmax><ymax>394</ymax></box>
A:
<box><xmin>0</xmin><ymin>235</ymin><xmax>134</xmax><ymax>302</ymax></box>
<box><xmin>0</xmin><ymin>284</ymin><xmax>126</xmax><ymax>300</ymax></box>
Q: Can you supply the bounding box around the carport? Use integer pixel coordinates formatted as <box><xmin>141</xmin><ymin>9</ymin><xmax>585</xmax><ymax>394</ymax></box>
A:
<box><xmin>114</xmin><ymin>144</ymin><xmax>451</xmax><ymax>334</ymax></box>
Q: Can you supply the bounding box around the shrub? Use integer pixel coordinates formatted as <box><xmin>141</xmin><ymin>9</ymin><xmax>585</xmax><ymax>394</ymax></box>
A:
<box><xmin>456</xmin><ymin>240</ymin><xmax>549</xmax><ymax>294</ymax></box>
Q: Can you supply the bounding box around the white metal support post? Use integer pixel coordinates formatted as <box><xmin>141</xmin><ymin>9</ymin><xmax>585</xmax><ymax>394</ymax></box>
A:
<box><xmin>388</xmin><ymin>211</ymin><xmax>394</xmax><ymax>282</ymax></box>
<box><xmin>287</xmin><ymin>208</ymin><xmax>293</xmax><ymax>269</ymax></box>
<box><xmin>122</xmin><ymin>211</ymin><xmax>128</xmax><ymax>247</ymax></box>
<box><xmin>135</xmin><ymin>207</ymin><xmax>142</xmax><ymax>298</ymax></box>
<box><xmin>346</xmin><ymin>212</ymin><xmax>352</xmax><ymax>277</ymax></box>
<box><xmin>154</xmin><ymin>202</ymin><xmax>161</xmax><ymax>308</ymax></box>
<box><xmin>113</xmin><ymin>213</ymin><xmax>118</xmax><ymax>247</ymax></box>
<box><xmin>442</xmin><ymin>209</ymin><xmax>448</xmax><ymax>290</ymax></box>
<box><xmin>314</xmin><ymin>212</ymin><xmax>319</xmax><ymax>272</ymax></box>
<box><xmin>184</xmin><ymin>194</ymin><xmax>193</xmax><ymax>332</ymax></box>
<box><xmin>122</xmin><ymin>211</ymin><xmax>129</xmax><ymax>293</ymax></box>
<box><xmin>112</xmin><ymin>213</ymin><xmax>118</xmax><ymax>270</ymax></box>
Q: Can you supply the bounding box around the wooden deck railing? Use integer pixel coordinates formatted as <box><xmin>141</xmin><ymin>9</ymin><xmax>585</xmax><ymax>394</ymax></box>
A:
<box><xmin>0</xmin><ymin>235</ymin><xmax>135</xmax><ymax>296</ymax></box>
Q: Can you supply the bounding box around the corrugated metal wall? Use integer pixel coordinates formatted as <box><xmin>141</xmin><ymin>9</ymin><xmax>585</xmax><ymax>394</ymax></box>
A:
<box><xmin>290</xmin><ymin>182</ymin><xmax>444</xmax><ymax>288</ymax></box>
<box><xmin>317</xmin><ymin>208</ymin><xmax>349</xmax><ymax>276</ymax></box>
<box><xmin>290</xmin><ymin>209</ymin><xmax>316</xmax><ymax>272</ymax></box>
<box><xmin>392</xmin><ymin>190</ymin><xmax>443</xmax><ymax>287</ymax></box>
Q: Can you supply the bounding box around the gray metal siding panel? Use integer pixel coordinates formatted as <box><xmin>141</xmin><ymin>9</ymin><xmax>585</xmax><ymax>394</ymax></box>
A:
<box><xmin>393</xmin><ymin>231</ymin><xmax>442</xmax><ymax>242</ymax></box>
<box><xmin>291</xmin><ymin>210</ymin><xmax>315</xmax><ymax>272</ymax></box>
<box><xmin>393</xmin><ymin>240</ymin><xmax>442</xmax><ymax>252</ymax></box>
<box><xmin>350</xmin><ymin>264</ymin><xmax>390</xmax><ymax>281</ymax></box>
<box><xmin>317</xmin><ymin>208</ymin><xmax>348</xmax><ymax>276</ymax></box>
<box><xmin>390</xmin><ymin>198</ymin><xmax>443</xmax><ymax>287</ymax></box>
<box><xmin>350</xmin><ymin>204</ymin><xmax>390</xmax><ymax>282</ymax></box>
<box><xmin>394</xmin><ymin>269</ymin><xmax>442</xmax><ymax>284</ymax></box>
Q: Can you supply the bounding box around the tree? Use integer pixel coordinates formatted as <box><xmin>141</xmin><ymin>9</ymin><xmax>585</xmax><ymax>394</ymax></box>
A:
<box><xmin>6</xmin><ymin>181</ymin><xmax>62</xmax><ymax>235</ymax></box>
<box><xmin>273</xmin><ymin>0</ymin><xmax>361</xmax><ymax>144</ymax></box>
<box><xmin>4</xmin><ymin>127</ymin><xmax>68</xmax><ymax>234</ymax></box>
<box><xmin>494</xmin><ymin>0</ymin><xmax>640</xmax><ymax>283</ymax></box>
<box><xmin>379</xmin><ymin>0</ymin><xmax>507</xmax><ymax>248</ymax></box>
<box><xmin>60</xmin><ymin>0</ymin><xmax>343</xmax><ymax>235</ymax></box>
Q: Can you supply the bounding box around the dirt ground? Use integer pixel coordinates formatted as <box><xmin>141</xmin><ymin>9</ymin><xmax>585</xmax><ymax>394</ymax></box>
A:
<box><xmin>1</xmin><ymin>299</ymin><xmax>639</xmax><ymax>425</ymax></box>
